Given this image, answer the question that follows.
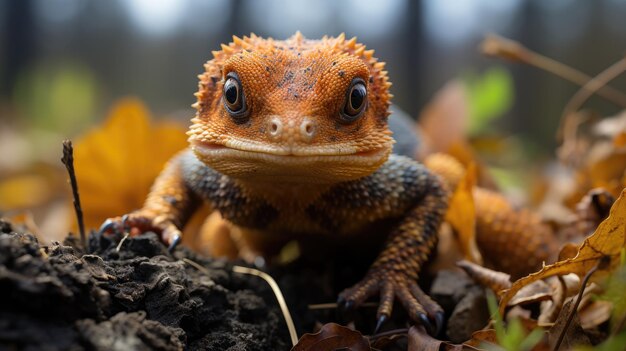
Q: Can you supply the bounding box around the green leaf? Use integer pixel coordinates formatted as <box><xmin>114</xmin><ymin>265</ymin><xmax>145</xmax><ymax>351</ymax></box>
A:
<box><xmin>464</xmin><ymin>67</ymin><xmax>514</xmax><ymax>135</ymax></box>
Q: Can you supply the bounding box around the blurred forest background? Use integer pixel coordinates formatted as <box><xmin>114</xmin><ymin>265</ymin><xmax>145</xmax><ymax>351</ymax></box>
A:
<box><xmin>2</xmin><ymin>0</ymin><xmax>626</xmax><ymax>240</ymax></box>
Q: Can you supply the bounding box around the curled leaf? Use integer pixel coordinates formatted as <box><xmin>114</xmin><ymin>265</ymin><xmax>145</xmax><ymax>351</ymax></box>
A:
<box><xmin>499</xmin><ymin>188</ymin><xmax>626</xmax><ymax>314</ymax></box>
<box><xmin>291</xmin><ymin>323</ymin><xmax>370</xmax><ymax>351</ymax></box>
<box><xmin>457</xmin><ymin>259</ymin><xmax>511</xmax><ymax>294</ymax></box>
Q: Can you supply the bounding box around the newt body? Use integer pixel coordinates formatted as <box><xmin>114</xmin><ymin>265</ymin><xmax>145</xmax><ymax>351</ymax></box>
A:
<box><xmin>102</xmin><ymin>33</ymin><xmax>449</xmax><ymax>332</ymax></box>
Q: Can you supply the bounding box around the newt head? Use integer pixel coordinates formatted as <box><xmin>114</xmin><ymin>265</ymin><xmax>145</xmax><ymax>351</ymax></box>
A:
<box><xmin>188</xmin><ymin>32</ymin><xmax>394</xmax><ymax>184</ymax></box>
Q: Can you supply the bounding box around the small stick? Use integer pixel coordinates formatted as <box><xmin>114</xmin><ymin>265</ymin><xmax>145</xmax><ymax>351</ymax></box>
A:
<box><xmin>553</xmin><ymin>256</ymin><xmax>610</xmax><ymax>351</ymax></box>
<box><xmin>233</xmin><ymin>265</ymin><xmax>298</xmax><ymax>346</ymax></box>
<box><xmin>481</xmin><ymin>34</ymin><xmax>626</xmax><ymax>109</ymax></box>
<box><xmin>559</xmin><ymin>57</ymin><xmax>626</xmax><ymax>140</ymax></box>
<box><xmin>61</xmin><ymin>140</ymin><xmax>86</xmax><ymax>249</ymax></box>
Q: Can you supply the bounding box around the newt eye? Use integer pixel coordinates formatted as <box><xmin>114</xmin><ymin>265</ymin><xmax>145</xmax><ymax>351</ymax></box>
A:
<box><xmin>341</xmin><ymin>78</ymin><xmax>367</xmax><ymax>123</ymax></box>
<box><xmin>223</xmin><ymin>72</ymin><xmax>248</xmax><ymax>120</ymax></box>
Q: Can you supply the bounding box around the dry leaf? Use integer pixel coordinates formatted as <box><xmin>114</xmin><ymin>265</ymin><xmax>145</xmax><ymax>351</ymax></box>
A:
<box><xmin>547</xmin><ymin>301</ymin><xmax>591</xmax><ymax>350</ymax></box>
<box><xmin>579</xmin><ymin>300</ymin><xmax>613</xmax><ymax>330</ymax></box>
<box><xmin>465</xmin><ymin>329</ymin><xmax>498</xmax><ymax>348</ymax></box>
<box><xmin>408</xmin><ymin>326</ymin><xmax>482</xmax><ymax>351</ymax></box>
<box><xmin>457</xmin><ymin>260</ymin><xmax>511</xmax><ymax>293</ymax></box>
<box><xmin>417</xmin><ymin>80</ymin><xmax>469</xmax><ymax>159</ymax></box>
<box><xmin>72</xmin><ymin>98</ymin><xmax>188</xmax><ymax>230</ymax></box>
<box><xmin>291</xmin><ymin>323</ymin><xmax>370</xmax><ymax>351</ymax></box>
<box><xmin>0</xmin><ymin>174</ymin><xmax>52</xmax><ymax>211</ymax></box>
<box><xmin>499</xmin><ymin>188</ymin><xmax>626</xmax><ymax>313</ymax></box>
<box><xmin>446</xmin><ymin>163</ymin><xmax>483</xmax><ymax>264</ymax></box>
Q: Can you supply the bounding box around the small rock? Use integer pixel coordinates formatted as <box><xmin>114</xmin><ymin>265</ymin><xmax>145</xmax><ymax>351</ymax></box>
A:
<box><xmin>446</xmin><ymin>286</ymin><xmax>489</xmax><ymax>343</ymax></box>
<box><xmin>430</xmin><ymin>269</ymin><xmax>475</xmax><ymax>313</ymax></box>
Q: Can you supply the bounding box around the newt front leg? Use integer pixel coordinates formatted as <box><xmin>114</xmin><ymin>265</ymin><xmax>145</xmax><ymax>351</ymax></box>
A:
<box><xmin>339</xmin><ymin>171</ymin><xmax>449</xmax><ymax>335</ymax></box>
<box><xmin>100</xmin><ymin>151</ymin><xmax>200</xmax><ymax>249</ymax></box>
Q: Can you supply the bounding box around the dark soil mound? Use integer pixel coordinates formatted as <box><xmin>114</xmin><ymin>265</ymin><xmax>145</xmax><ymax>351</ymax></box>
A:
<box><xmin>0</xmin><ymin>220</ymin><xmax>291</xmax><ymax>351</ymax></box>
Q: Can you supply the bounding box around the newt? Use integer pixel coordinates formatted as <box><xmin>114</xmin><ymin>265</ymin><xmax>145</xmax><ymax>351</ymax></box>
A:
<box><xmin>101</xmin><ymin>32</ymin><xmax>449</xmax><ymax>334</ymax></box>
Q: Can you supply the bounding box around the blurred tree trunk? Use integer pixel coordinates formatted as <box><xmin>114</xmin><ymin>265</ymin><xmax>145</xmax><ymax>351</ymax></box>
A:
<box><xmin>1</xmin><ymin>0</ymin><xmax>35</xmax><ymax>103</ymax></box>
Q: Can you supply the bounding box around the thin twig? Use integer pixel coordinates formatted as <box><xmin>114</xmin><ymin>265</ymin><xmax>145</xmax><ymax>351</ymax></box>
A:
<box><xmin>481</xmin><ymin>34</ymin><xmax>626</xmax><ymax>108</ymax></box>
<box><xmin>553</xmin><ymin>256</ymin><xmax>610</xmax><ymax>351</ymax></box>
<box><xmin>559</xmin><ymin>57</ymin><xmax>626</xmax><ymax>141</ymax></box>
<box><xmin>61</xmin><ymin>140</ymin><xmax>86</xmax><ymax>250</ymax></box>
<box><xmin>233</xmin><ymin>265</ymin><xmax>298</xmax><ymax>346</ymax></box>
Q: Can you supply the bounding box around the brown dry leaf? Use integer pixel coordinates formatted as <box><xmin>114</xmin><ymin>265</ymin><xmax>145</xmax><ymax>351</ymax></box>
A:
<box><xmin>499</xmin><ymin>188</ymin><xmax>626</xmax><ymax>313</ymax></box>
<box><xmin>457</xmin><ymin>260</ymin><xmax>511</xmax><ymax>293</ymax></box>
<box><xmin>558</xmin><ymin>243</ymin><xmax>580</xmax><ymax>261</ymax></box>
<box><xmin>465</xmin><ymin>329</ymin><xmax>498</xmax><ymax>348</ymax></box>
<box><xmin>547</xmin><ymin>301</ymin><xmax>591</xmax><ymax>350</ymax></box>
<box><xmin>291</xmin><ymin>323</ymin><xmax>370</xmax><ymax>351</ymax></box>
<box><xmin>408</xmin><ymin>326</ymin><xmax>479</xmax><ymax>351</ymax></box>
<box><xmin>417</xmin><ymin>80</ymin><xmax>469</xmax><ymax>159</ymax></box>
<box><xmin>73</xmin><ymin>98</ymin><xmax>188</xmax><ymax>230</ymax></box>
<box><xmin>579</xmin><ymin>300</ymin><xmax>612</xmax><ymax>330</ymax></box>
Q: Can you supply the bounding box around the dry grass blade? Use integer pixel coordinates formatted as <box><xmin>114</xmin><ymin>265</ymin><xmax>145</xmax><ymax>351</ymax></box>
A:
<box><xmin>481</xmin><ymin>34</ymin><xmax>626</xmax><ymax>109</ymax></box>
<box><xmin>233</xmin><ymin>265</ymin><xmax>298</xmax><ymax>346</ymax></box>
<box><xmin>559</xmin><ymin>57</ymin><xmax>626</xmax><ymax>141</ymax></box>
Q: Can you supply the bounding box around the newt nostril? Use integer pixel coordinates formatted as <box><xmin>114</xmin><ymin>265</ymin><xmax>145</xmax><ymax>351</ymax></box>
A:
<box><xmin>300</xmin><ymin>118</ymin><xmax>316</xmax><ymax>141</ymax></box>
<box><xmin>269</xmin><ymin>117</ymin><xmax>282</xmax><ymax>138</ymax></box>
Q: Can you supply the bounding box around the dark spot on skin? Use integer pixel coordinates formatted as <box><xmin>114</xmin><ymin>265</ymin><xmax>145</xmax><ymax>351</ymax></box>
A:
<box><xmin>369</xmin><ymin>76</ymin><xmax>374</xmax><ymax>83</ymax></box>
<box><xmin>277</xmin><ymin>70</ymin><xmax>295</xmax><ymax>88</ymax></box>
<box><xmin>163</xmin><ymin>195</ymin><xmax>178</xmax><ymax>206</ymax></box>
<box><xmin>338</xmin><ymin>70</ymin><xmax>345</xmax><ymax>78</ymax></box>
<box><xmin>293</xmin><ymin>93</ymin><xmax>299</xmax><ymax>99</ymax></box>
<box><xmin>238</xmin><ymin>55</ymin><xmax>243</xmax><ymax>59</ymax></box>
<box><xmin>266</xmin><ymin>66</ymin><xmax>270</xmax><ymax>72</ymax></box>
<box><xmin>210</xmin><ymin>76</ymin><xmax>219</xmax><ymax>86</ymax></box>
<box><xmin>329</xmin><ymin>135</ymin><xmax>337</xmax><ymax>142</ymax></box>
<box><xmin>332</xmin><ymin>61</ymin><xmax>337</xmax><ymax>66</ymax></box>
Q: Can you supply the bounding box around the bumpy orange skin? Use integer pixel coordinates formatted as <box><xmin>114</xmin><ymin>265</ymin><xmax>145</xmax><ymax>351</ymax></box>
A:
<box><xmin>102</xmin><ymin>33</ymin><xmax>450</xmax><ymax>333</ymax></box>
<box><xmin>425</xmin><ymin>153</ymin><xmax>559</xmax><ymax>279</ymax></box>
<box><xmin>189</xmin><ymin>33</ymin><xmax>394</xmax><ymax>183</ymax></box>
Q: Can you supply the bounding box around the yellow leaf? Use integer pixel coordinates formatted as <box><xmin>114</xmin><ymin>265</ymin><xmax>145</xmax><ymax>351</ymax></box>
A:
<box><xmin>72</xmin><ymin>98</ymin><xmax>188</xmax><ymax>230</ymax></box>
<box><xmin>445</xmin><ymin>162</ymin><xmax>483</xmax><ymax>264</ymax></box>
<box><xmin>499</xmin><ymin>188</ymin><xmax>626</xmax><ymax>314</ymax></box>
<box><xmin>0</xmin><ymin>174</ymin><xmax>52</xmax><ymax>211</ymax></box>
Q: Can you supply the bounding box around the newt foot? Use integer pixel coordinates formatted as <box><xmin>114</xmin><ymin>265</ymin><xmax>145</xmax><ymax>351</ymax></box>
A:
<box><xmin>99</xmin><ymin>211</ymin><xmax>182</xmax><ymax>251</ymax></box>
<box><xmin>338</xmin><ymin>270</ymin><xmax>444</xmax><ymax>336</ymax></box>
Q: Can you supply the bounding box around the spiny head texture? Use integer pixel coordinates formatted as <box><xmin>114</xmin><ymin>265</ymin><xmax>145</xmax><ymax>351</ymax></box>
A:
<box><xmin>188</xmin><ymin>32</ymin><xmax>394</xmax><ymax>184</ymax></box>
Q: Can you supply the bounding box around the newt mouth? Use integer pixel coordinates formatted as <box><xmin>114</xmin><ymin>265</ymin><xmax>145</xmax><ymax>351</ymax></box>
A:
<box><xmin>191</xmin><ymin>139</ymin><xmax>389</xmax><ymax>160</ymax></box>
<box><xmin>191</xmin><ymin>141</ymin><xmax>391</xmax><ymax>167</ymax></box>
